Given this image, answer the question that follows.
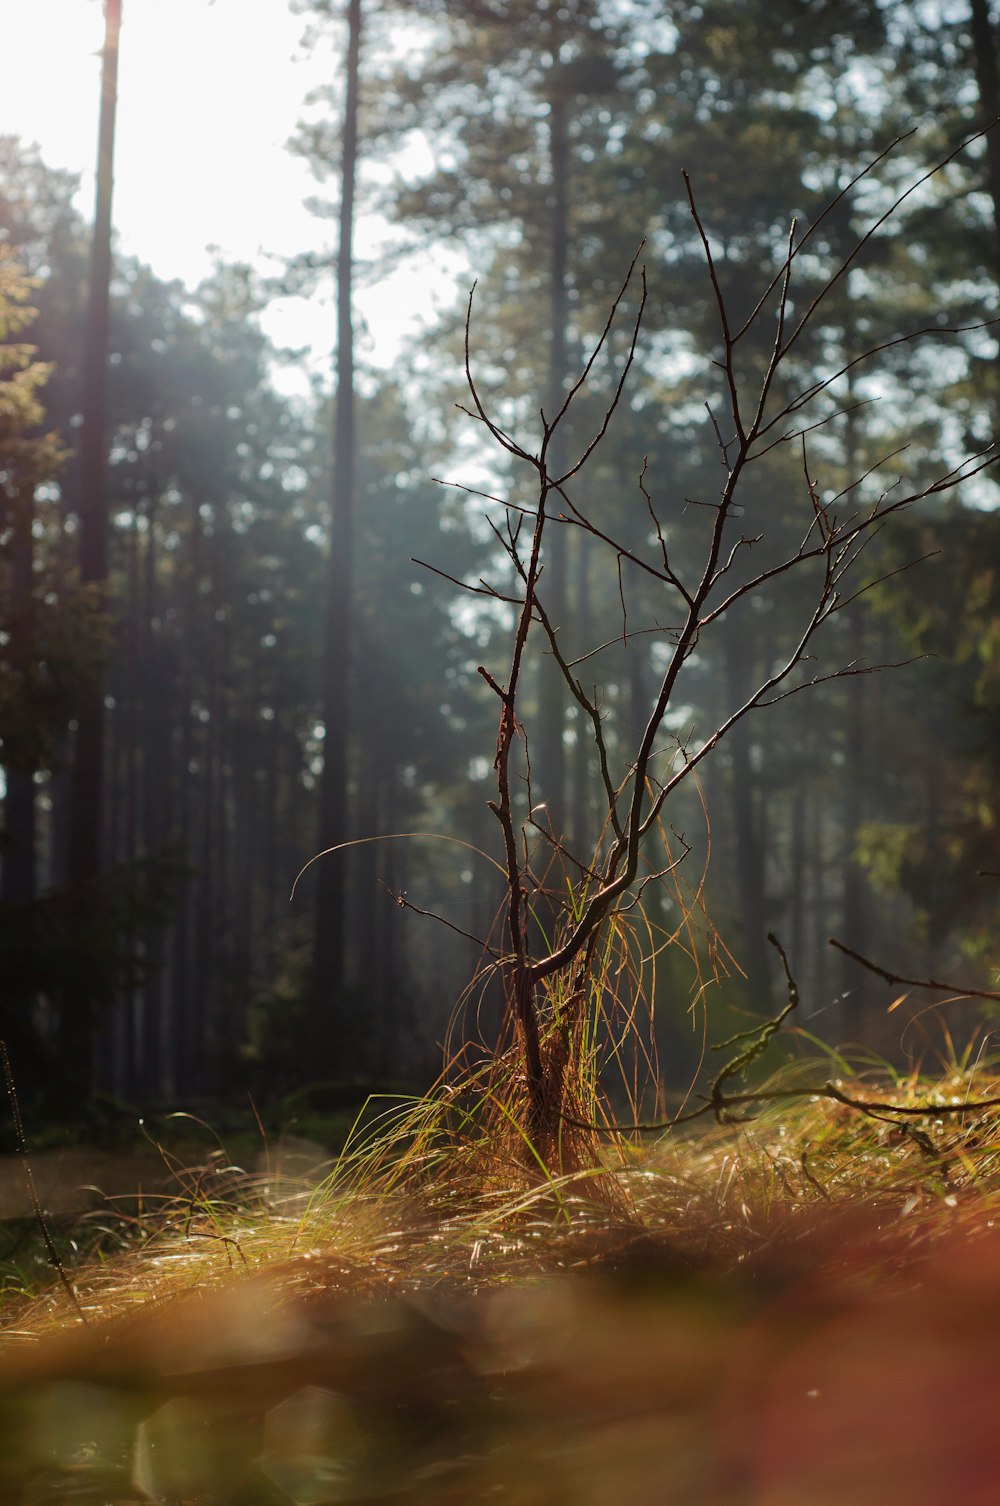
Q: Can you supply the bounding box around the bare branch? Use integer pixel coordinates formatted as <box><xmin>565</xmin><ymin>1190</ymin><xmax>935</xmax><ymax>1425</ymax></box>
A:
<box><xmin>763</xmin><ymin>316</ymin><xmax>1000</xmax><ymax>436</ymax></box>
<box><xmin>462</xmin><ymin>282</ymin><xmax>533</xmax><ymax>462</ymax></box>
<box><xmin>378</xmin><ymin>880</ymin><xmax>501</xmax><ymax>959</ymax></box>
<box><xmin>548</xmin><ymin>243</ymin><xmax>645</xmax><ymax>440</ymax></box>
<box><xmin>704</xmin><ymin>401</ymin><xmax>732</xmax><ymax>470</ymax></box>
<box><xmin>829</xmin><ymin>938</ymin><xmax>1000</xmax><ymax>1002</ymax></box>
<box><xmin>431</xmin><ymin>475</ymin><xmax>512</xmax><ymax>509</ymax></box>
<box><xmin>829</xmin><ymin>550</ymin><xmax>940</xmax><ymax>616</ymax></box>
<box><xmin>555</xmin><ymin>481</ymin><xmax>694</xmax><ymax>603</ymax></box>
<box><xmin>565</xmin><ymin>623</ymin><xmax>675</xmax><ymax>671</ymax></box>
<box><xmin>778</xmin><ymin>119</ymin><xmax>1000</xmax><ymax>368</ymax></box>
<box><xmin>749</xmin><ymin>396</ymin><xmax>877</xmax><ymax>462</ymax></box>
<box><xmin>532</xmin><ymin>595</ymin><xmax>625</xmax><ymax>839</ymax></box>
<box><xmin>565</xmin><ymin>1080</ymin><xmax>1000</xmax><ymax>1136</ymax></box>
<box><xmin>756</xmin><ymin>656</ymin><xmax>924</xmax><ymax>707</ymax></box>
<box><xmin>731</xmin><ymin>125</ymin><xmax>921</xmax><ymax>342</ymax></box>
<box><xmin>639</xmin><ymin>458</ymin><xmax>680</xmax><ymax>587</ymax></box>
<box><xmin>684</xmin><ymin>171</ymin><xmax>745</xmax><ymax>445</ymax></box>
<box><xmin>412</xmin><ymin>555</ymin><xmax>525</xmax><ymax>605</ymax></box>
<box><xmin>552</xmin><ymin>264</ymin><xmax>648</xmax><ymax>487</ymax></box>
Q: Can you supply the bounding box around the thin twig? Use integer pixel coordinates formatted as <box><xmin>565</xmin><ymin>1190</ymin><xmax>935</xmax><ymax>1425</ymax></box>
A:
<box><xmin>412</xmin><ymin>555</ymin><xmax>524</xmax><ymax>605</ymax></box>
<box><xmin>684</xmin><ymin>172</ymin><xmax>744</xmax><ymax>445</ymax></box>
<box><xmin>829</xmin><ymin>937</ymin><xmax>1000</xmax><ymax>1002</ymax></box>
<box><xmin>532</xmin><ymin>597</ymin><xmax>624</xmax><ymax>839</ymax></box>
<box><xmin>731</xmin><ymin>125</ymin><xmax>920</xmax><ymax>342</ymax></box>
<box><xmin>377</xmin><ymin>880</ymin><xmax>501</xmax><ymax>958</ymax></box>
<box><xmin>552</xmin><ymin>254</ymin><xmax>648</xmax><ymax>485</ymax></box>
<box><xmin>777</xmin><ymin>119</ymin><xmax>1000</xmax><ymax>369</ymax></box>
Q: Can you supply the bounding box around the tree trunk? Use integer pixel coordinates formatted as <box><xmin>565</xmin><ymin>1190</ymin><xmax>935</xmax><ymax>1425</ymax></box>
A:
<box><xmin>110</xmin><ymin>505</ymin><xmax>140</xmax><ymax>1096</ymax></box>
<box><xmin>789</xmin><ymin>786</ymin><xmax>805</xmax><ymax>971</ymax></box>
<box><xmin>355</xmin><ymin>744</ymin><xmax>380</xmax><ymax>1069</ymax></box>
<box><xmin>570</xmin><ymin>532</ymin><xmax>591</xmax><ymax>860</ymax></box>
<box><xmin>140</xmin><ymin>496</ymin><xmax>167</xmax><ymax>1099</ymax></box>
<box><xmin>969</xmin><ymin>0</ymin><xmax>1000</xmax><ymax>436</ymax></box>
<box><xmin>170</xmin><ymin>499</ymin><xmax>199</xmax><ymax>1097</ymax></box>
<box><xmin>807</xmin><ymin>798</ymin><xmax>828</xmax><ymax>1032</ymax></box>
<box><xmin>837</xmin><ymin>380</ymin><xmax>872</xmax><ymax>1032</ymax></box>
<box><xmin>63</xmin><ymin>0</ymin><xmax>122</xmax><ymax>1097</ymax></box>
<box><xmin>970</xmin><ymin>0</ymin><xmax>1000</xmax><ymax>281</ymax></box>
<box><xmin>197</xmin><ymin>538</ymin><xmax>223</xmax><ymax>1090</ymax></box>
<box><xmin>314</xmin><ymin>0</ymin><xmax>361</xmax><ymax>1070</ymax></box>
<box><xmin>536</xmin><ymin>50</ymin><xmax>571</xmax><ymax>857</ymax></box>
<box><xmin>2</xmin><ymin>490</ymin><xmax>37</xmax><ymax>909</ymax></box>
<box><xmin>723</xmin><ymin>609</ymin><xmax>769</xmax><ymax>996</ymax></box>
<box><xmin>378</xmin><ymin>775</ymin><xmax>402</xmax><ymax>1074</ymax></box>
<box><xmin>0</xmin><ymin>491</ymin><xmax>39</xmax><ymax>1084</ymax></box>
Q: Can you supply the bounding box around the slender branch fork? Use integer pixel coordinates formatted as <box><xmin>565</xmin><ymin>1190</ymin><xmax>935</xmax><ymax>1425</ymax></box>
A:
<box><xmin>564</xmin><ymin>934</ymin><xmax>1000</xmax><ymax>1136</ymax></box>
<box><xmin>440</xmin><ymin>126</ymin><xmax>999</xmax><ymax>1122</ymax></box>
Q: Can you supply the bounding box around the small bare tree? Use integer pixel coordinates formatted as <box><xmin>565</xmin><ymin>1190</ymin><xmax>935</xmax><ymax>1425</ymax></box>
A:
<box><xmin>425</xmin><ymin>127</ymin><xmax>997</xmax><ymax>1162</ymax></box>
<box><xmin>295</xmin><ymin>128</ymin><xmax>1000</xmax><ymax>1178</ymax></box>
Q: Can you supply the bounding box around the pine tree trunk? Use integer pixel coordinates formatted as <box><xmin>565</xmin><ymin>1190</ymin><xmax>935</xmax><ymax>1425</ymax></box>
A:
<box><xmin>2</xmin><ymin>489</ymin><xmax>37</xmax><ymax>909</ymax></box>
<box><xmin>790</xmin><ymin>787</ymin><xmax>805</xmax><ymax>970</ymax></box>
<box><xmin>314</xmin><ymin>0</ymin><xmax>361</xmax><ymax>1071</ymax></box>
<box><xmin>198</xmin><ymin>545</ymin><xmax>224</xmax><ymax>1091</ymax></box>
<box><xmin>970</xmin><ymin>0</ymin><xmax>1000</xmax><ymax>281</ymax></box>
<box><xmin>63</xmin><ymin>0</ymin><xmax>122</xmax><ymax>1098</ymax></box>
<box><xmin>379</xmin><ymin>775</ymin><xmax>401</xmax><ymax>1075</ymax></box>
<box><xmin>262</xmin><ymin>709</ymin><xmax>280</xmax><ymax>934</ymax></box>
<box><xmin>570</xmin><ymin>532</ymin><xmax>591</xmax><ymax>861</ymax></box>
<box><xmin>355</xmin><ymin>747</ymin><xmax>380</xmax><ymax>1071</ymax></box>
<box><xmin>0</xmin><ymin>491</ymin><xmax>39</xmax><ymax>1082</ymax></box>
<box><xmin>536</xmin><ymin>50</ymin><xmax>571</xmax><ymax>855</ymax></box>
<box><xmin>808</xmin><ymin>798</ymin><xmax>828</xmax><ymax>1032</ymax></box>
<box><xmin>114</xmin><ymin>507</ymin><xmax>141</xmax><ymax>1096</ymax></box>
<box><xmin>170</xmin><ymin>501</ymin><xmax>199</xmax><ymax>1097</ymax></box>
<box><xmin>838</xmin><ymin>386</ymin><xmax>871</xmax><ymax>1032</ymax></box>
<box><xmin>723</xmin><ymin>611</ymin><xmax>769</xmax><ymax>996</ymax></box>
<box><xmin>140</xmin><ymin>497</ymin><xmax>166</xmax><ymax>1099</ymax></box>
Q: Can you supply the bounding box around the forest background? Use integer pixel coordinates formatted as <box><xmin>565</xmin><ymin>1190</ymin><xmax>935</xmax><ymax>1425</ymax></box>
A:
<box><xmin>1</xmin><ymin>0</ymin><xmax>999</xmax><ymax>1123</ymax></box>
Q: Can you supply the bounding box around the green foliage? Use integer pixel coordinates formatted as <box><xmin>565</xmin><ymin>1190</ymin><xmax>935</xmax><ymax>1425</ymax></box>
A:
<box><xmin>854</xmin><ymin>819</ymin><xmax>923</xmax><ymax>894</ymax></box>
<box><xmin>0</xmin><ymin>245</ymin><xmax>105</xmax><ymax>776</ymax></box>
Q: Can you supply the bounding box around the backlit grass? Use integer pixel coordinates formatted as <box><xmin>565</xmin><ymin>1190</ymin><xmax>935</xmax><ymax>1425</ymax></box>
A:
<box><xmin>0</xmin><ymin>1060</ymin><xmax>998</xmax><ymax>1505</ymax></box>
<box><xmin>4</xmin><ymin>1055</ymin><xmax>998</xmax><ymax>1335</ymax></box>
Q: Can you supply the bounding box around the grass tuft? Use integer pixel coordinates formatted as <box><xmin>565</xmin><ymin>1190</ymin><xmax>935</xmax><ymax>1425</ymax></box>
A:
<box><xmin>1</xmin><ymin>1062</ymin><xmax>999</xmax><ymax>1503</ymax></box>
<box><xmin>3</xmin><ymin>1058</ymin><xmax>998</xmax><ymax>1337</ymax></box>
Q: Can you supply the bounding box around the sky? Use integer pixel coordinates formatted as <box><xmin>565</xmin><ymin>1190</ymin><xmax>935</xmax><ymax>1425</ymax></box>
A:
<box><xmin>0</xmin><ymin>0</ymin><xmax>450</xmax><ymax>386</ymax></box>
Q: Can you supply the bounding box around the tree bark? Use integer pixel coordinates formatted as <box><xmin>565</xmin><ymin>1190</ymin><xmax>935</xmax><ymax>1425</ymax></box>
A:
<box><xmin>0</xmin><ymin>491</ymin><xmax>39</xmax><ymax>1084</ymax></box>
<box><xmin>63</xmin><ymin>0</ymin><xmax>122</xmax><ymax>1096</ymax></box>
<box><xmin>837</xmin><ymin>369</ymin><xmax>872</xmax><ymax>1031</ymax></box>
<box><xmin>570</xmin><ymin>532</ymin><xmax>591</xmax><ymax>859</ymax></box>
<box><xmin>314</xmin><ymin>0</ymin><xmax>361</xmax><ymax>1069</ymax></box>
<box><xmin>970</xmin><ymin>0</ymin><xmax>1000</xmax><ymax>281</ymax></box>
<box><xmin>723</xmin><ymin>609</ymin><xmax>769</xmax><ymax>996</ymax></box>
<box><xmin>2</xmin><ymin>490</ymin><xmax>37</xmax><ymax>909</ymax></box>
<box><xmin>536</xmin><ymin>50</ymin><xmax>571</xmax><ymax>855</ymax></box>
<box><xmin>140</xmin><ymin>496</ymin><xmax>167</xmax><ymax>1099</ymax></box>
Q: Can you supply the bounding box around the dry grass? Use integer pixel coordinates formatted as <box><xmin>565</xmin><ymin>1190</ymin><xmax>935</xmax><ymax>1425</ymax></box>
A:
<box><xmin>0</xmin><ymin>1063</ymin><xmax>998</xmax><ymax>1503</ymax></box>
<box><xmin>5</xmin><ymin>1058</ymin><xmax>1000</xmax><ymax>1328</ymax></box>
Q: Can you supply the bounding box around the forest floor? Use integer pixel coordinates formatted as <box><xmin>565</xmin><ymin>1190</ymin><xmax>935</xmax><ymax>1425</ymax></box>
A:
<box><xmin>0</xmin><ymin>1074</ymin><xmax>998</xmax><ymax>1505</ymax></box>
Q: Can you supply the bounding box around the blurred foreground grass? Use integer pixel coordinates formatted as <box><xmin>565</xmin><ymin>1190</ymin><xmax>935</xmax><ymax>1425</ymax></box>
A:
<box><xmin>1</xmin><ymin>1067</ymin><xmax>999</xmax><ymax>1504</ymax></box>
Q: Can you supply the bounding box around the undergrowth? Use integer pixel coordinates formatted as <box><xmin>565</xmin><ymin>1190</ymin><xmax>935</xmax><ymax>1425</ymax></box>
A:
<box><xmin>3</xmin><ymin>1052</ymin><xmax>999</xmax><ymax>1340</ymax></box>
<box><xmin>1</xmin><ymin>1039</ymin><xmax>998</xmax><ymax>1506</ymax></box>
<box><xmin>3</xmin><ymin>847</ymin><xmax>999</xmax><ymax>1337</ymax></box>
